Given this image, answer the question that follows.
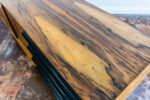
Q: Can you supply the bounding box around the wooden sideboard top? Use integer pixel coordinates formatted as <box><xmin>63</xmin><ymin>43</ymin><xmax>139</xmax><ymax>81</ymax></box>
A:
<box><xmin>0</xmin><ymin>0</ymin><xmax>150</xmax><ymax>99</ymax></box>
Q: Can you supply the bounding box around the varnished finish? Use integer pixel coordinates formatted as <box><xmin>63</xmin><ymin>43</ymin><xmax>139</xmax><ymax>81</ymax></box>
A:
<box><xmin>0</xmin><ymin>0</ymin><xmax>150</xmax><ymax>99</ymax></box>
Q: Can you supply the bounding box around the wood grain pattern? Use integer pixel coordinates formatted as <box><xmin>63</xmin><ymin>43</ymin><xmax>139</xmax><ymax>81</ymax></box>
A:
<box><xmin>0</xmin><ymin>0</ymin><xmax>150</xmax><ymax>99</ymax></box>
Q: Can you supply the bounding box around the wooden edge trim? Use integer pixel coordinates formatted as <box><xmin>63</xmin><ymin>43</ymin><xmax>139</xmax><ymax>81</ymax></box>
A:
<box><xmin>116</xmin><ymin>64</ymin><xmax>150</xmax><ymax>100</ymax></box>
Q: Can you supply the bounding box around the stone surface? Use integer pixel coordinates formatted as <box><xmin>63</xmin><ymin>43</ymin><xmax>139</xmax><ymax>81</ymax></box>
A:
<box><xmin>0</xmin><ymin>19</ymin><xmax>55</xmax><ymax>100</ymax></box>
<box><xmin>116</xmin><ymin>14</ymin><xmax>150</xmax><ymax>36</ymax></box>
<box><xmin>126</xmin><ymin>73</ymin><xmax>150</xmax><ymax>100</ymax></box>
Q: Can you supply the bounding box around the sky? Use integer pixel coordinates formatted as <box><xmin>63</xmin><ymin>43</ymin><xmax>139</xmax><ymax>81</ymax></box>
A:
<box><xmin>85</xmin><ymin>0</ymin><xmax>150</xmax><ymax>14</ymax></box>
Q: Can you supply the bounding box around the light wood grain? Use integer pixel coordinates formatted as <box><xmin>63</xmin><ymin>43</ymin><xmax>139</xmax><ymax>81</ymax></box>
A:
<box><xmin>0</xmin><ymin>0</ymin><xmax>150</xmax><ymax>99</ymax></box>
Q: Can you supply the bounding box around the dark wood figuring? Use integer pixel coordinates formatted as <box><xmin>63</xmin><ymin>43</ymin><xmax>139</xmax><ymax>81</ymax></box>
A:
<box><xmin>0</xmin><ymin>0</ymin><xmax>150</xmax><ymax>100</ymax></box>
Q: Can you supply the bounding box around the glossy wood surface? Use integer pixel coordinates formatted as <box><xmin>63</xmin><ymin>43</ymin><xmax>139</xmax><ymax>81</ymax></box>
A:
<box><xmin>0</xmin><ymin>0</ymin><xmax>150</xmax><ymax>100</ymax></box>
